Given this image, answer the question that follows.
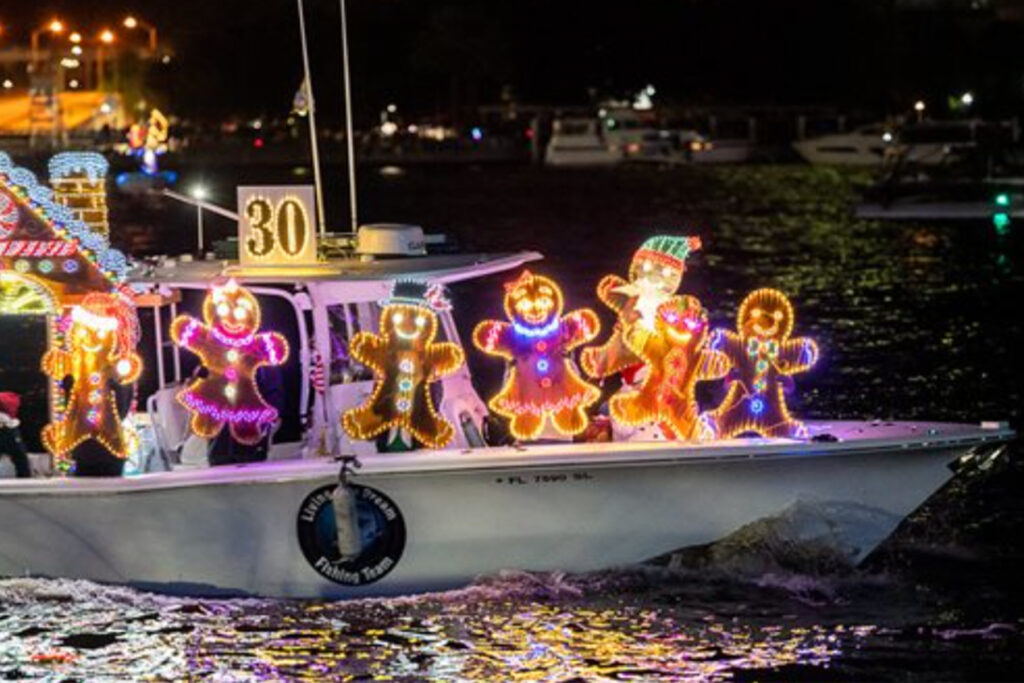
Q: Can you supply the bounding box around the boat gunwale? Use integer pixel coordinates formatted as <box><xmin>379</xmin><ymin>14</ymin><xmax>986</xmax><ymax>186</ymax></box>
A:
<box><xmin>0</xmin><ymin>421</ymin><xmax>1012</xmax><ymax>497</ymax></box>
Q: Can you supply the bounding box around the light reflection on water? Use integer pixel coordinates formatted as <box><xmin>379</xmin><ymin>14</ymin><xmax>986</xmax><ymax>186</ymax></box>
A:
<box><xmin>1</xmin><ymin>577</ymin><xmax>872</xmax><ymax>681</ymax></box>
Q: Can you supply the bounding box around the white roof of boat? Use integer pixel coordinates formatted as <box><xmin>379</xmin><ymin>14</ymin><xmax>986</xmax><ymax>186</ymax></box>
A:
<box><xmin>0</xmin><ymin>420</ymin><xmax>1013</xmax><ymax>495</ymax></box>
<box><xmin>128</xmin><ymin>250</ymin><xmax>543</xmax><ymax>286</ymax></box>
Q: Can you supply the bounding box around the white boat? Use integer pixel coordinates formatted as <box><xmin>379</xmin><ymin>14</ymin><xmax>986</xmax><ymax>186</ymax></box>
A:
<box><xmin>0</xmin><ymin>418</ymin><xmax>1012</xmax><ymax>598</ymax></box>
<box><xmin>795</xmin><ymin>119</ymin><xmax>1018</xmax><ymax>167</ymax></box>
<box><xmin>0</xmin><ymin>151</ymin><xmax>1014</xmax><ymax>598</ymax></box>
<box><xmin>544</xmin><ymin>117</ymin><xmax>620</xmax><ymax>167</ymax></box>
<box><xmin>0</xmin><ymin>241</ymin><xmax>1014</xmax><ymax>598</ymax></box>
<box><xmin>792</xmin><ymin>124</ymin><xmax>893</xmax><ymax>166</ymax></box>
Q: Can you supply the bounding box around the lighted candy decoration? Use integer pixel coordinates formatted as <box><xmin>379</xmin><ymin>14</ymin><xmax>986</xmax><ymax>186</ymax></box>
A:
<box><xmin>700</xmin><ymin>288</ymin><xmax>819</xmax><ymax>440</ymax></box>
<box><xmin>582</xmin><ymin>235</ymin><xmax>701</xmax><ymax>382</ymax></box>
<box><xmin>473</xmin><ymin>270</ymin><xmax>601</xmax><ymax>441</ymax></box>
<box><xmin>610</xmin><ymin>295</ymin><xmax>729</xmax><ymax>440</ymax></box>
<box><xmin>0</xmin><ymin>191</ymin><xmax>18</xmax><ymax>237</ymax></box>
<box><xmin>41</xmin><ymin>293</ymin><xmax>143</xmax><ymax>459</ymax></box>
<box><xmin>171</xmin><ymin>279</ymin><xmax>289</xmax><ymax>445</ymax></box>
<box><xmin>341</xmin><ymin>281</ymin><xmax>465</xmax><ymax>449</ymax></box>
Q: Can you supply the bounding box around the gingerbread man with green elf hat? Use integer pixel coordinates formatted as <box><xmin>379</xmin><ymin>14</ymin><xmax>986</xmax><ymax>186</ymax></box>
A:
<box><xmin>582</xmin><ymin>234</ymin><xmax>702</xmax><ymax>386</ymax></box>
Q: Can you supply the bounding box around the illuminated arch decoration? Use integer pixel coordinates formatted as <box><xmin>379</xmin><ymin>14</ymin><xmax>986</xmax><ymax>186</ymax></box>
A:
<box><xmin>473</xmin><ymin>270</ymin><xmax>600</xmax><ymax>441</ymax></box>
<box><xmin>341</xmin><ymin>281</ymin><xmax>465</xmax><ymax>450</ymax></box>
<box><xmin>171</xmin><ymin>279</ymin><xmax>289</xmax><ymax>445</ymax></box>
<box><xmin>701</xmin><ymin>288</ymin><xmax>819</xmax><ymax>440</ymax></box>
<box><xmin>0</xmin><ymin>152</ymin><xmax>128</xmax><ymax>302</ymax></box>
<box><xmin>582</xmin><ymin>235</ymin><xmax>701</xmax><ymax>382</ymax></box>
<box><xmin>0</xmin><ymin>272</ymin><xmax>59</xmax><ymax>315</ymax></box>
<box><xmin>41</xmin><ymin>293</ymin><xmax>142</xmax><ymax>460</ymax></box>
<box><xmin>610</xmin><ymin>295</ymin><xmax>730</xmax><ymax>440</ymax></box>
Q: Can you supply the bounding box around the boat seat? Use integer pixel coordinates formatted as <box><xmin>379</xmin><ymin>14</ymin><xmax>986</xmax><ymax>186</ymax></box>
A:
<box><xmin>146</xmin><ymin>383</ymin><xmax>191</xmax><ymax>470</ymax></box>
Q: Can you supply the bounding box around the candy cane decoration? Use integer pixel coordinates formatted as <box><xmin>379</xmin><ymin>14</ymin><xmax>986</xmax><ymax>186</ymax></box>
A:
<box><xmin>0</xmin><ymin>193</ymin><xmax>17</xmax><ymax>238</ymax></box>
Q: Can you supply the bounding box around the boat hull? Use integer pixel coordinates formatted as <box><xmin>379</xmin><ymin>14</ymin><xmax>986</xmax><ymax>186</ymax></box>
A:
<box><xmin>0</xmin><ymin>421</ymin><xmax>1011</xmax><ymax>598</ymax></box>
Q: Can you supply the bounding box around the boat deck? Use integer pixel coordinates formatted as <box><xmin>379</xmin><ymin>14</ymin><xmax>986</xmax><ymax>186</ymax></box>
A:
<box><xmin>0</xmin><ymin>420</ymin><xmax>1013</xmax><ymax>495</ymax></box>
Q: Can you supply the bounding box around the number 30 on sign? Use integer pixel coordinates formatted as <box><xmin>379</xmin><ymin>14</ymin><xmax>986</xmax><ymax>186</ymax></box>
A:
<box><xmin>237</xmin><ymin>186</ymin><xmax>318</xmax><ymax>266</ymax></box>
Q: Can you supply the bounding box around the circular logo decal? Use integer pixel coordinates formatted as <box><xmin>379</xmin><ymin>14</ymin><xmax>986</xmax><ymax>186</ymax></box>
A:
<box><xmin>297</xmin><ymin>484</ymin><xmax>406</xmax><ymax>586</ymax></box>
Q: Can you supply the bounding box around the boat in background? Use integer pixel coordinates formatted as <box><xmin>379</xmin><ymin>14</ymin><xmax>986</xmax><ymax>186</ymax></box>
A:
<box><xmin>856</xmin><ymin>141</ymin><xmax>1024</xmax><ymax>221</ymax></box>
<box><xmin>544</xmin><ymin>117</ymin><xmax>620</xmax><ymax>167</ymax></box>
<box><xmin>793</xmin><ymin>123</ymin><xmax>893</xmax><ymax>166</ymax></box>
<box><xmin>795</xmin><ymin>119</ymin><xmax>1020</xmax><ymax>168</ymax></box>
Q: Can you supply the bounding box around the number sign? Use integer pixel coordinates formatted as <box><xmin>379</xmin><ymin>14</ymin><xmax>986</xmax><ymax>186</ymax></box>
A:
<box><xmin>237</xmin><ymin>186</ymin><xmax>318</xmax><ymax>266</ymax></box>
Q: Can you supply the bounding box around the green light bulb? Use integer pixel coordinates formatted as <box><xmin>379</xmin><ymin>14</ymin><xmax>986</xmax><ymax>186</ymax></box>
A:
<box><xmin>993</xmin><ymin>212</ymin><xmax>1011</xmax><ymax>234</ymax></box>
<box><xmin>995</xmin><ymin>193</ymin><xmax>1010</xmax><ymax>207</ymax></box>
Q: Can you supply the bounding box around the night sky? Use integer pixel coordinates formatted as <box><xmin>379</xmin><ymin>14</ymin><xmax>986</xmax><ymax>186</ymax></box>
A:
<box><xmin>4</xmin><ymin>0</ymin><xmax>1024</xmax><ymax>123</ymax></box>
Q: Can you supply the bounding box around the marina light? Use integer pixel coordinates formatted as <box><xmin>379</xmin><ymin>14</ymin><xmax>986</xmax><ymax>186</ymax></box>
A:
<box><xmin>69</xmin><ymin>32</ymin><xmax>82</xmax><ymax>44</ymax></box>
<box><xmin>470</xmin><ymin>126</ymin><xmax>483</xmax><ymax>141</ymax></box>
<box><xmin>2</xmin><ymin>80</ymin><xmax>12</xmax><ymax>90</ymax></box>
<box><xmin>914</xmin><ymin>100</ymin><xmax>926</xmax><ymax>112</ymax></box>
<box><xmin>49</xmin><ymin>19</ymin><xmax>65</xmax><ymax>33</ymax></box>
<box><xmin>882</xmin><ymin>132</ymin><xmax>893</xmax><ymax>142</ymax></box>
<box><xmin>995</xmin><ymin>193</ymin><xmax>1010</xmax><ymax>207</ymax></box>
<box><xmin>960</xmin><ymin>91</ymin><xmax>974</xmax><ymax>106</ymax></box>
<box><xmin>99</xmin><ymin>29</ymin><xmax>115</xmax><ymax>44</ymax></box>
<box><xmin>386</xmin><ymin>103</ymin><xmax>397</xmax><ymax>114</ymax></box>
<box><xmin>190</xmin><ymin>185</ymin><xmax>208</xmax><ymax>201</ymax></box>
<box><xmin>71</xmin><ymin>45</ymin><xmax>83</xmax><ymax>55</ymax></box>
<box><xmin>68</xmin><ymin>79</ymin><xmax>79</xmax><ymax>89</ymax></box>
<box><xmin>123</xmin><ymin>16</ymin><xmax>139</xmax><ymax>29</ymax></box>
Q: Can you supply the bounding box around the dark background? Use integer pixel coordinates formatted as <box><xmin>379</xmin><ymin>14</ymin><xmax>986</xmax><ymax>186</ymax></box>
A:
<box><xmin>4</xmin><ymin>0</ymin><xmax>1024</xmax><ymax>122</ymax></box>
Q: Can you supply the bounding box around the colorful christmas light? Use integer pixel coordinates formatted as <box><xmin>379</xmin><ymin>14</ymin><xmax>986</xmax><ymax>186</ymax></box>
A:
<box><xmin>582</xmin><ymin>235</ymin><xmax>701</xmax><ymax>382</ymax></box>
<box><xmin>171</xmin><ymin>279</ymin><xmax>289</xmax><ymax>445</ymax></box>
<box><xmin>0</xmin><ymin>152</ymin><xmax>128</xmax><ymax>283</ymax></box>
<box><xmin>341</xmin><ymin>281</ymin><xmax>465</xmax><ymax>449</ymax></box>
<box><xmin>473</xmin><ymin>270</ymin><xmax>600</xmax><ymax>441</ymax></box>
<box><xmin>49</xmin><ymin>152</ymin><xmax>111</xmax><ymax>239</ymax></box>
<box><xmin>41</xmin><ymin>293</ymin><xmax>142</xmax><ymax>459</ymax></box>
<box><xmin>701</xmin><ymin>288</ymin><xmax>819</xmax><ymax>440</ymax></box>
<box><xmin>609</xmin><ymin>295</ymin><xmax>729</xmax><ymax>440</ymax></box>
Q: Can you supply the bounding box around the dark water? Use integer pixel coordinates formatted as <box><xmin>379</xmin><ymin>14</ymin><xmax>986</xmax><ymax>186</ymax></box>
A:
<box><xmin>1</xmin><ymin>164</ymin><xmax>1022</xmax><ymax>680</ymax></box>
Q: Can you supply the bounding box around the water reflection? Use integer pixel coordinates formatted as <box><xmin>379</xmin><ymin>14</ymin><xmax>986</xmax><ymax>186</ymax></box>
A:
<box><xmin>2</xmin><ymin>578</ymin><xmax>870</xmax><ymax>681</ymax></box>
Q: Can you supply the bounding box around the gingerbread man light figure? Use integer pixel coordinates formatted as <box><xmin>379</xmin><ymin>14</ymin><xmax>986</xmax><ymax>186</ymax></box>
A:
<box><xmin>701</xmin><ymin>288</ymin><xmax>819</xmax><ymax>440</ymax></box>
<box><xmin>342</xmin><ymin>281</ymin><xmax>465</xmax><ymax>449</ymax></box>
<box><xmin>344</xmin><ymin>282</ymin><xmax>464</xmax><ymax>448</ymax></box>
<box><xmin>42</xmin><ymin>293</ymin><xmax>142</xmax><ymax>459</ymax></box>
<box><xmin>474</xmin><ymin>270</ymin><xmax>600</xmax><ymax>441</ymax></box>
<box><xmin>171</xmin><ymin>279</ymin><xmax>289</xmax><ymax>445</ymax></box>
<box><xmin>582</xmin><ymin>235</ymin><xmax>701</xmax><ymax>383</ymax></box>
<box><xmin>610</xmin><ymin>295</ymin><xmax>729</xmax><ymax>440</ymax></box>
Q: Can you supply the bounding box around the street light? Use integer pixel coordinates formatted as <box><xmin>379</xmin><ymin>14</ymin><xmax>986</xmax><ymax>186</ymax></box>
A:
<box><xmin>69</xmin><ymin>32</ymin><xmax>82</xmax><ymax>44</ymax></box>
<box><xmin>191</xmin><ymin>185</ymin><xmax>209</xmax><ymax>253</ymax></box>
<box><xmin>914</xmin><ymin>100</ymin><xmax>926</xmax><ymax>122</ymax></box>
<box><xmin>99</xmin><ymin>29</ymin><xmax>115</xmax><ymax>45</ymax></box>
<box><xmin>123</xmin><ymin>15</ymin><xmax>158</xmax><ymax>53</ymax></box>
<box><xmin>961</xmin><ymin>91</ymin><xmax>974</xmax><ymax>107</ymax></box>
<box><xmin>30</xmin><ymin>19</ymin><xmax>66</xmax><ymax>68</ymax></box>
